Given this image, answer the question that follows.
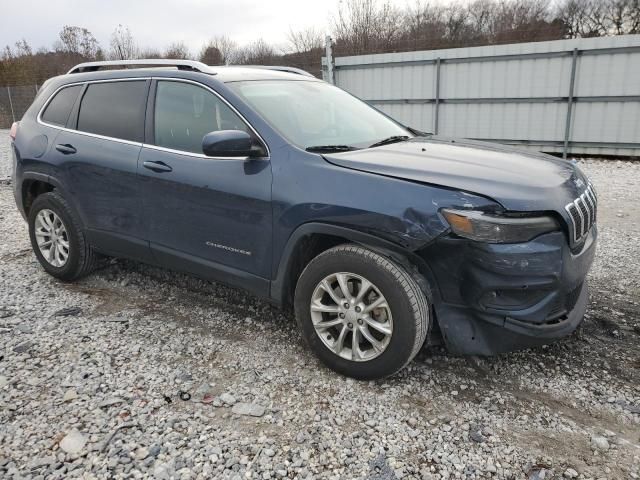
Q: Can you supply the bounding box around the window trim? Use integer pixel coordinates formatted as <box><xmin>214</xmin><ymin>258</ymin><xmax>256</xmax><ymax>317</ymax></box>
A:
<box><xmin>37</xmin><ymin>78</ymin><xmax>149</xmax><ymax>147</ymax></box>
<box><xmin>144</xmin><ymin>77</ymin><xmax>270</xmax><ymax>160</ymax></box>
<box><xmin>37</xmin><ymin>76</ymin><xmax>269</xmax><ymax>159</ymax></box>
<box><xmin>76</xmin><ymin>79</ymin><xmax>150</xmax><ymax>143</ymax></box>
<box><xmin>66</xmin><ymin>83</ymin><xmax>87</xmax><ymax>130</ymax></box>
<box><xmin>39</xmin><ymin>84</ymin><xmax>83</xmax><ymax>128</ymax></box>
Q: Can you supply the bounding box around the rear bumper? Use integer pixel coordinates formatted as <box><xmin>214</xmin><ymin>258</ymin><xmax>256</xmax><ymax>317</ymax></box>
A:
<box><xmin>420</xmin><ymin>227</ymin><xmax>597</xmax><ymax>355</ymax></box>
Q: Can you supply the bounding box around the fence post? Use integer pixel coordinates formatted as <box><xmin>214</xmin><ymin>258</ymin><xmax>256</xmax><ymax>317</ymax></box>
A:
<box><xmin>325</xmin><ymin>35</ymin><xmax>335</xmax><ymax>85</ymax></box>
<box><xmin>563</xmin><ymin>48</ymin><xmax>579</xmax><ymax>159</ymax></box>
<box><xmin>7</xmin><ymin>86</ymin><xmax>15</xmax><ymax>123</ymax></box>
<box><xmin>434</xmin><ymin>57</ymin><xmax>441</xmax><ymax>135</ymax></box>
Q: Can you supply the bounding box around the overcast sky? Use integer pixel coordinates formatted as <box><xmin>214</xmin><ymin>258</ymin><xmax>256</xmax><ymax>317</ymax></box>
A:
<box><xmin>1</xmin><ymin>0</ymin><xmax>426</xmax><ymax>55</ymax></box>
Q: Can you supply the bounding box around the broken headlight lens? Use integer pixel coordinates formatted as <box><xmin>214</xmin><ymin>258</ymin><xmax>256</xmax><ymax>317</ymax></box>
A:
<box><xmin>441</xmin><ymin>209</ymin><xmax>559</xmax><ymax>243</ymax></box>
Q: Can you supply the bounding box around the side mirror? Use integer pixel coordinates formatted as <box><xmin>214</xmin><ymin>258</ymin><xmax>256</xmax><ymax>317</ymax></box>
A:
<box><xmin>202</xmin><ymin>130</ymin><xmax>265</xmax><ymax>158</ymax></box>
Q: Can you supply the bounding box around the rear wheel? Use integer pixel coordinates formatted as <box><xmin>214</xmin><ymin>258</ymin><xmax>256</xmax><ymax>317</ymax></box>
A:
<box><xmin>28</xmin><ymin>191</ymin><xmax>99</xmax><ymax>281</ymax></box>
<box><xmin>294</xmin><ymin>244</ymin><xmax>429</xmax><ymax>379</ymax></box>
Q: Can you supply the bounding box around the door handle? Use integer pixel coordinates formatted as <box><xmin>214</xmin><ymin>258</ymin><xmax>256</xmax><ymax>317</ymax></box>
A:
<box><xmin>55</xmin><ymin>144</ymin><xmax>77</xmax><ymax>154</ymax></box>
<box><xmin>143</xmin><ymin>160</ymin><xmax>173</xmax><ymax>173</ymax></box>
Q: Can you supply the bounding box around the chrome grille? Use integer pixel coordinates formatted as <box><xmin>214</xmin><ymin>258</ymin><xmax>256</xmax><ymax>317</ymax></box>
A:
<box><xmin>565</xmin><ymin>184</ymin><xmax>597</xmax><ymax>244</ymax></box>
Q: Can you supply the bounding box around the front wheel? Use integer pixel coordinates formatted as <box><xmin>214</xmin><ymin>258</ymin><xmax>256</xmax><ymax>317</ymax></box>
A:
<box><xmin>294</xmin><ymin>244</ymin><xmax>430</xmax><ymax>380</ymax></box>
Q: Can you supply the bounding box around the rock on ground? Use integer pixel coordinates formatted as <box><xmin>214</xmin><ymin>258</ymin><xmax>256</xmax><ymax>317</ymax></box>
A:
<box><xmin>59</xmin><ymin>429</ymin><xmax>87</xmax><ymax>455</ymax></box>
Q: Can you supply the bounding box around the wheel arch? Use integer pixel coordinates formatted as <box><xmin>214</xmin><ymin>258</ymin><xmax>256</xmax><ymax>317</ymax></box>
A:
<box><xmin>21</xmin><ymin>172</ymin><xmax>78</xmax><ymax>219</ymax></box>
<box><xmin>270</xmin><ymin>222</ymin><xmax>440</xmax><ymax>310</ymax></box>
<box><xmin>21</xmin><ymin>172</ymin><xmax>56</xmax><ymax>217</ymax></box>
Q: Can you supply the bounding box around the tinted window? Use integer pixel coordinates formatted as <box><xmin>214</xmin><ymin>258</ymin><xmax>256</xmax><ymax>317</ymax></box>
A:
<box><xmin>154</xmin><ymin>81</ymin><xmax>248</xmax><ymax>154</ymax></box>
<box><xmin>77</xmin><ymin>81</ymin><xmax>147</xmax><ymax>142</ymax></box>
<box><xmin>41</xmin><ymin>85</ymin><xmax>82</xmax><ymax>126</ymax></box>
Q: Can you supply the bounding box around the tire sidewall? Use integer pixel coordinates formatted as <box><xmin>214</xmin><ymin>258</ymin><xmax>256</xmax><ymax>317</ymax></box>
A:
<box><xmin>28</xmin><ymin>193</ymin><xmax>83</xmax><ymax>281</ymax></box>
<box><xmin>295</xmin><ymin>248</ymin><xmax>423</xmax><ymax>380</ymax></box>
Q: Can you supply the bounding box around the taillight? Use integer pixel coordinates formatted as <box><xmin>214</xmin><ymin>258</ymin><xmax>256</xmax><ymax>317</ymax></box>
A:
<box><xmin>9</xmin><ymin>121</ymin><xmax>19</xmax><ymax>141</ymax></box>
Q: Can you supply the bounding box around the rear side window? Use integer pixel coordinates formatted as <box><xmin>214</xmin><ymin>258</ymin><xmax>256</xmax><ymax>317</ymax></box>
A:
<box><xmin>154</xmin><ymin>80</ymin><xmax>249</xmax><ymax>154</ymax></box>
<box><xmin>77</xmin><ymin>81</ymin><xmax>147</xmax><ymax>142</ymax></box>
<box><xmin>41</xmin><ymin>85</ymin><xmax>82</xmax><ymax>126</ymax></box>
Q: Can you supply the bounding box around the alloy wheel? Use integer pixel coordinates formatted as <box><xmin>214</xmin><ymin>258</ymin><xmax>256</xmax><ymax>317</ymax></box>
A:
<box><xmin>310</xmin><ymin>272</ymin><xmax>393</xmax><ymax>361</ymax></box>
<box><xmin>34</xmin><ymin>209</ymin><xmax>70</xmax><ymax>267</ymax></box>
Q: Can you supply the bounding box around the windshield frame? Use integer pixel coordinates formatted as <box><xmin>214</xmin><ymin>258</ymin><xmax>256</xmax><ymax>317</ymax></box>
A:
<box><xmin>226</xmin><ymin>79</ymin><xmax>413</xmax><ymax>152</ymax></box>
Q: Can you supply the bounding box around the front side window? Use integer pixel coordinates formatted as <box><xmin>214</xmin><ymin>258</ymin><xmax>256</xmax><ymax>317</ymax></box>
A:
<box><xmin>41</xmin><ymin>85</ymin><xmax>82</xmax><ymax>126</ymax></box>
<box><xmin>154</xmin><ymin>81</ymin><xmax>249</xmax><ymax>154</ymax></box>
<box><xmin>77</xmin><ymin>81</ymin><xmax>147</xmax><ymax>142</ymax></box>
<box><xmin>228</xmin><ymin>80</ymin><xmax>409</xmax><ymax>150</ymax></box>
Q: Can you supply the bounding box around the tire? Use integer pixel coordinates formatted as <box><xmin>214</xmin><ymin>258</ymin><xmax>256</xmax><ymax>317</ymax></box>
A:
<box><xmin>28</xmin><ymin>191</ymin><xmax>99</xmax><ymax>281</ymax></box>
<box><xmin>294</xmin><ymin>244</ymin><xmax>429</xmax><ymax>380</ymax></box>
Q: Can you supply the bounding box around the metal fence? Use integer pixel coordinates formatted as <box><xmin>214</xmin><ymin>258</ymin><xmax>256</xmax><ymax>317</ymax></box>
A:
<box><xmin>323</xmin><ymin>35</ymin><xmax>640</xmax><ymax>157</ymax></box>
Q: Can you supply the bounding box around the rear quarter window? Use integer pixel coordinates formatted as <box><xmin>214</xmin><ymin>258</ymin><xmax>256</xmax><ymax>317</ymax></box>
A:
<box><xmin>77</xmin><ymin>81</ymin><xmax>147</xmax><ymax>142</ymax></box>
<box><xmin>41</xmin><ymin>85</ymin><xmax>82</xmax><ymax>127</ymax></box>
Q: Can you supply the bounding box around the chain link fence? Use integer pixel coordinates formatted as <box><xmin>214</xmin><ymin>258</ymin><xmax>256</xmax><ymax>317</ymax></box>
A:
<box><xmin>0</xmin><ymin>85</ymin><xmax>40</xmax><ymax>128</ymax></box>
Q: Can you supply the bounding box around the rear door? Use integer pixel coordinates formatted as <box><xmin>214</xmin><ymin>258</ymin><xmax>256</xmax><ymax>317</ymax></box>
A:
<box><xmin>139</xmin><ymin>79</ymin><xmax>272</xmax><ymax>294</ymax></box>
<box><xmin>47</xmin><ymin>79</ymin><xmax>151</xmax><ymax>260</ymax></box>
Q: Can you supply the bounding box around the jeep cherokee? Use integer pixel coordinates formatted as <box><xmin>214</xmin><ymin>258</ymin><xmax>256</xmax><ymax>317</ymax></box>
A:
<box><xmin>9</xmin><ymin>60</ymin><xmax>597</xmax><ymax>379</ymax></box>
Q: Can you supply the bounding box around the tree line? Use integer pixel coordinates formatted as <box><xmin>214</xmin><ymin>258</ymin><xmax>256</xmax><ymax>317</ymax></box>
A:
<box><xmin>1</xmin><ymin>0</ymin><xmax>639</xmax><ymax>86</ymax></box>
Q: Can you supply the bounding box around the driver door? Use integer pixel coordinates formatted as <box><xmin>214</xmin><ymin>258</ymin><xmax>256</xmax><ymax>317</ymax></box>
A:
<box><xmin>139</xmin><ymin>79</ymin><xmax>272</xmax><ymax>295</ymax></box>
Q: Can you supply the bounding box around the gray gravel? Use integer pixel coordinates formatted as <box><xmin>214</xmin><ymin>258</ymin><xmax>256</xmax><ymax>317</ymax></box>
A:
<box><xmin>0</xmin><ymin>130</ymin><xmax>11</xmax><ymax>181</ymax></box>
<box><xmin>1</xmin><ymin>130</ymin><xmax>639</xmax><ymax>479</ymax></box>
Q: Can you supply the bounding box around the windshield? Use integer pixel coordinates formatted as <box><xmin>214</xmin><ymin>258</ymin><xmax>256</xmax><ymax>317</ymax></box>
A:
<box><xmin>228</xmin><ymin>80</ymin><xmax>410</xmax><ymax>150</ymax></box>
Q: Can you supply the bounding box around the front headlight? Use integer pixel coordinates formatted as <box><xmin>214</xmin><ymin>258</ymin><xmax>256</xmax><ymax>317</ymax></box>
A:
<box><xmin>441</xmin><ymin>209</ymin><xmax>559</xmax><ymax>243</ymax></box>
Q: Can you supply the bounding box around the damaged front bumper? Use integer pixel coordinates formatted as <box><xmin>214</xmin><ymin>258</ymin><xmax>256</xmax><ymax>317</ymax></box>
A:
<box><xmin>421</xmin><ymin>227</ymin><xmax>597</xmax><ymax>355</ymax></box>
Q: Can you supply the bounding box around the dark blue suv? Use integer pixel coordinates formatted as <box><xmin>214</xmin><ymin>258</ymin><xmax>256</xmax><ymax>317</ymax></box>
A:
<box><xmin>10</xmin><ymin>60</ymin><xmax>597</xmax><ymax>379</ymax></box>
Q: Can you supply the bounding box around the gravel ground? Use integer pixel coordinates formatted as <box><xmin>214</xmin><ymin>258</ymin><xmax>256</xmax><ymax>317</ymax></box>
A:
<box><xmin>0</xmin><ymin>130</ymin><xmax>639</xmax><ymax>480</ymax></box>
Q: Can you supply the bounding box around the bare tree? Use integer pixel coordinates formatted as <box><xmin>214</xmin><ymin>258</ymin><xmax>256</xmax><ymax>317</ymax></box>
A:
<box><xmin>13</xmin><ymin>39</ymin><xmax>33</xmax><ymax>57</ymax></box>
<box><xmin>200</xmin><ymin>36</ymin><xmax>239</xmax><ymax>64</ymax></box>
<box><xmin>486</xmin><ymin>0</ymin><xmax>560</xmax><ymax>43</ymax></box>
<box><xmin>3</xmin><ymin>0</ymin><xmax>640</xmax><ymax>90</ymax></box>
<box><xmin>109</xmin><ymin>24</ymin><xmax>138</xmax><ymax>60</ymax></box>
<box><xmin>287</xmin><ymin>27</ymin><xmax>324</xmax><ymax>53</ymax></box>
<box><xmin>553</xmin><ymin>0</ymin><xmax>637</xmax><ymax>37</ymax></box>
<box><xmin>236</xmin><ymin>39</ymin><xmax>279</xmax><ymax>65</ymax></box>
<box><xmin>606</xmin><ymin>0</ymin><xmax>629</xmax><ymax>33</ymax></box>
<box><xmin>467</xmin><ymin>0</ymin><xmax>496</xmax><ymax>38</ymax></box>
<box><xmin>138</xmin><ymin>48</ymin><xmax>163</xmax><ymax>59</ymax></box>
<box><xmin>55</xmin><ymin>26</ymin><xmax>100</xmax><ymax>58</ymax></box>
<box><xmin>402</xmin><ymin>1</ymin><xmax>448</xmax><ymax>50</ymax></box>
<box><xmin>333</xmin><ymin>0</ymin><xmax>378</xmax><ymax>52</ymax></box>
<box><xmin>333</xmin><ymin>0</ymin><xmax>404</xmax><ymax>54</ymax></box>
<box><xmin>199</xmin><ymin>44</ymin><xmax>223</xmax><ymax>65</ymax></box>
<box><xmin>603</xmin><ymin>0</ymin><xmax>640</xmax><ymax>34</ymax></box>
<box><xmin>376</xmin><ymin>2</ymin><xmax>405</xmax><ymax>48</ymax></box>
<box><xmin>443</xmin><ymin>2</ymin><xmax>474</xmax><ymax>46</ymax></box>
<box><xmin>1</xmin><ymin>46</ymin><xmax>12</xmax><ymax>60</ymax></box>
<box><xmin>164</xmin><ymin>42</ymin><xmax>191</xmax><ymax>59</ymax></box>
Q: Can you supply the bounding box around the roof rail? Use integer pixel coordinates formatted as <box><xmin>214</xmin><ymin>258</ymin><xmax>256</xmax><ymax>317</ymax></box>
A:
<box><xmin>67</xmin><ymin>59</ymin><xmax>216</xmax><ymax>75</ymax></box>
<box><xmin>242</xmin><ymin>65</ymin><xmax>315</xmax><ymax>77</ymax></box>
<box><xmin>67</xmin><ymin>60</ymin><xmax>316</xmax><ymax>78</ymax></box>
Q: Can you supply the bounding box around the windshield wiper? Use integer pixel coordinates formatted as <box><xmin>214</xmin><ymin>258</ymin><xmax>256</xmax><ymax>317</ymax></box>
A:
<box><xmin>305</xmin><ymin>145</ymin><xmax>358</xmax><ymax>153</ymax></box>
<box><xmin>406</xmin><ymin>127</ymin><xmax>433</xmax><ymax>137</ymax></box>
<box><xmin>368</xmin><ymin>135</ymin><xmax>410</xmax><ymax>148</ymax></box>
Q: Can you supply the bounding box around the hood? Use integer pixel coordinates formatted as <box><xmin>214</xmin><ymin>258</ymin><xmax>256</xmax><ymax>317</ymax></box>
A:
<box><xmin>323</xmin><ymin>137</ymin><xmax>588</xmax><ymax>212</ymax></box>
